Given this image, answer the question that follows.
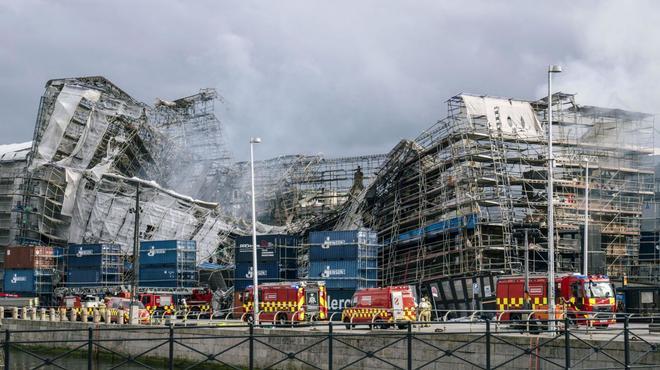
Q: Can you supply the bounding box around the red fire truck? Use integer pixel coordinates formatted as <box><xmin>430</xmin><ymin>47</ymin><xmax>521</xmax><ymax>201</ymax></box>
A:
<box><xmin>342</xmin><ymin>286</ymin><xmax>417</xmax><ymax>329</ymax></box>
<box><xmin>186</xmin><ymin>288</ymin><xmax>214</xmax><ymax>312</ymax></box>
<box><xmin>497</xmin><ymin>274</ymin><xmax>616</xmax><ymax>326</ymax></box>
<box><xmin>239</xmin><ymin>281</ymin><xmax>328</xmax><ymax>324</ymax></box>
<box><xmin>139</xmin><ymin>293</ymin><xmax>174</xmax><ymax>313</ymax></box>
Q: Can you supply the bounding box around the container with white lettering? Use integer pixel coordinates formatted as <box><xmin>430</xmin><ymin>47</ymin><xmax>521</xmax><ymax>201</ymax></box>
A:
<box><xmin>309</xmin><ymin>260</ymin><xmax>378</xmax><ymax>289</ymax></box>
<box><xmin>308</xmin><ymin>230</ymin><xmax>378</xmax><ymax>245</ymax></box>
<box><xmin>3</xmin><ymin>268</ymin><xmax>55</xmax><ymax>293</ymax></box>
<box><xmin>234</xmin><ymin>235</ymin><xmax>299</xmax><ymax>264</ymax></box>
<box><xmin>66</xmin><ymin>243</ymin><xmax>122</xmax><ymax>267</ymax></box>
<box><xmin>233</xmin><ymin>262</ymin><xmax>282</xmax><ymax>290</ymax></box>
<box><xmin>139</xmin><ymin>240</ymin><xmax>196</xmax><ymax>267</ymax></box>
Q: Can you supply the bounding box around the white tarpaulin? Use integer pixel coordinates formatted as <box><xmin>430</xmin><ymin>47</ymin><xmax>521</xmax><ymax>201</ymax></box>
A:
<box><xmin>461</xmin><ymin>95</ymin><xmax>543</xmax><ymax>139</ymax></box>
<box><xmin>68</xmin><ymin>173</ymin><xmax>234</xmax><ymax>263</ymax></box>
<box><xmin>33</xmin><ymin>85</ymin><xmax>101</xmax><ymax>167</ymax></box>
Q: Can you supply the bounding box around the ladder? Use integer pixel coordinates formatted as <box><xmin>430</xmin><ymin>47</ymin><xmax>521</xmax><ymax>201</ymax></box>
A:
<box><xmin>414</xmin><ymin>152</ymin><xmax>428</xmax><ymax>282</ymax></box>
<box><xmin>488</xmin><ymin>107</ymin><xmax>515</xmax><ymax>271</ymax></box>
<box><xmin>384</xmin><ymin>189</ymin><xmax>402</xmax><ymax>286</ymax></box>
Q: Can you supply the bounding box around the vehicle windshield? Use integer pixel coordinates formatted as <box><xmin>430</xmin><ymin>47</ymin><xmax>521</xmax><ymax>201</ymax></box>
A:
<box><xmin>108</xmin><ymin>299</ymin><xmax>145</xmax><ymax>309</ymax></box>
<box><xmin>584</xmin><ymin>282</ymin><xmax>613</xmax><ymax>298</ymax></box>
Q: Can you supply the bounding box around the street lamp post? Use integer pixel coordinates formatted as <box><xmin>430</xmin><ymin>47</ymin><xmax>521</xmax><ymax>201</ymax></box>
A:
<box><xmin>547</xmin><ymin>64</ymin><xmax>562</xmax><ymax>331</ymax></box>
<box><xmin>250</xmin><ymin>137</ymin><xmax>262</xmax><ymax>325</ymax></box>
<box><xmin>584</xmin><ymin>158</ymin><xmax>589</xmax><ymax>276</ymax></box>
<box><xmin>130</xmin><ymin>182</ymin><xmax>141</xmax><ymax>325</ymax></box>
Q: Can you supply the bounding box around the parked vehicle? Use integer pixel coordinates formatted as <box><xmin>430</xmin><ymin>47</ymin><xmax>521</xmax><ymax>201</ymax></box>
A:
<box><xmin>342</xmin><ymin>286</ymin><xmax>417</xmax><ymax>329</ymax></box>
<box><xmin>105</xmin><ymin>297</ymin><xmax>150</xmax><ymax>323</ymax></box>
<box><xmin>240</xmin><ymin>281</ymin><xmax>328</xmax><ymax>324</ymax></box>
<box><xmin>139</xmin><ymin>293</ymin><xmax>174</xmax><ymax>312</ymax></box>
<box><xmin>0</xmin><ymin>296</ymin><xmax>39</xmax><ymax>308</ymax></box>
<box><xmin>496</xmin><ymin>274</ymin><xmax>616</xmax><ymax>327</ymax></box>
<box><xmin>185</xmin><ymin>288</ymin><xmax>214</xmax><ymax>312</ymax></box>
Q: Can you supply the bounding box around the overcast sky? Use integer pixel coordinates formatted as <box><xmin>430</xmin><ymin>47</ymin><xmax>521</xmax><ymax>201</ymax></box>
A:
<box><xmin>1</xmin><ymin>1</ymin><xmax>658</xmax><ymax>160</ymax></box>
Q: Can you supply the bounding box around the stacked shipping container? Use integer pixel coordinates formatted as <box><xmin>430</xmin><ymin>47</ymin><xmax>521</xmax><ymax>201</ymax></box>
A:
<box><xmin>308</xmin><ymin>229</ymin><xmax>380</xmax><ymax>312</ymax></box>
<box><xmin>65</xmin><ymin>244</ymin><xmax>122</xmax><ymax>287</ymax></box>
<box><xmin>233</xmin><ymin>235</ymin><xmax>299</xmax><ymax>291</ymax></box>
<box><xmin>3</xmin><ymin>246</ymin><xmax>58</xmax><ymax>299</ymax></box>
<box><xmin>139</xmin><ymin>240</ymin><xmax>197</xmax><ymax>288</ymax></box>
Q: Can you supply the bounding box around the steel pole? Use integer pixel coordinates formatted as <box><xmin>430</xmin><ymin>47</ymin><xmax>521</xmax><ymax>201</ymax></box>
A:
<box><xmin>584</xmin><ymin>159</ymin><xmax>589</xmax><ymax>275</ymax></box>
<box><xmin>130</xmin><ymin>182</ymin><xmax>141</xmax><ymax>324</ymax></box>
<box><xmin>547</xmin><ymin>68</ymin><xmax>556</xmax><ymax>331</ymax></box>
<box><xmin>250</xmin><ymin>140</ymin><xmax>260</xmax><ymax>325</ymax></box>
<box><xmin>133</xmin><ymin>182</ymin><xmax>140</xmax><ymax>300</ymax></box>
<box><xmin>524</xmin><ymin>229</ymin><xmax>529</xmax><ymax>293</ymax></box>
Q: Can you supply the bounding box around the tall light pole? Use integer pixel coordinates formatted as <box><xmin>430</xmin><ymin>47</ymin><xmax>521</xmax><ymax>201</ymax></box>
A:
<box><xmin>250</xmin><ymin>137</ymin><xmax>262</xmax><ymax>325</ymax></box>
<box><xmin>547</xmin><ymin>64</ymin><xmax>562</xmax><ymax>331</ymax></box>
<box><xmin>583</xmin><ymin>158</ymin><xmax>589</xmax><ymax>276</ymax></box>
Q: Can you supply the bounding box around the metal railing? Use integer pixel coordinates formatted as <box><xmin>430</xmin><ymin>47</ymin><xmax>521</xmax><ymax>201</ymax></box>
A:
<box><xmin>0</xmin><ymin>315</ymin><xmax>658</xmax><ymax>369</ymax></box>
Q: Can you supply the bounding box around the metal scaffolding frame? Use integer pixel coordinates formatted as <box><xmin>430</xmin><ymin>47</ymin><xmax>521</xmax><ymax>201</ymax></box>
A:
<box><xmin>333</xmin><ymin>93</ymin><xmax>655</xmax><ymax>285</ymax></box>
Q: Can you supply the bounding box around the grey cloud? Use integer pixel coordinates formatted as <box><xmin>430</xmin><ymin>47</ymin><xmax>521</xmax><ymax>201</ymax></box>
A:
<box><xmin>0</xmin><ymin>0</ymin><xmax>655</xmax><ymax>159</ymax></box>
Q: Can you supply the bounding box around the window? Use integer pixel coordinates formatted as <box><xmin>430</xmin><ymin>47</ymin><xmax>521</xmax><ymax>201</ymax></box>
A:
<box><xmin>520</xmin><ymin>117</ymin><xmax>526</xmax><ymax>129</ymax></box>
<box><xmin>585</xmin><ymin>282</ymin><xmax>614</xmax><ymax>298</ymax></box>
<box><xmin>507</xmin><ymin>116</ymin><xmax>514</xmax><ymax>128</ymax></box>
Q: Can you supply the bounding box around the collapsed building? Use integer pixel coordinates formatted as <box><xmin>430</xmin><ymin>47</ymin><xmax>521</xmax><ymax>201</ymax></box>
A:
<box><xmin>333</xmin><ymin>93</ymin><xmax>655</xmax><ymax>286</ymax></box>
<box><xmin>0</xmin><ymin>76</ymin><xmax>385</xmax><ymax>290</ymax></box>
<box><xmin>1</xmin><ymin>75</ymin><xmax>656</xmax><ymax>293</ymax></box>
<box><xmin>1</xmin><ymin>77</ymin><xmax>238</xmax><ymax>276</ymax></box>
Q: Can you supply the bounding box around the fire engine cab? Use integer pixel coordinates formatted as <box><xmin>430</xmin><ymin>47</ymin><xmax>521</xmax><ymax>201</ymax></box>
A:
<box><xmin>342</xmin><ymin>286</ymin><xmax>417</xmax><ymax>329</ymax></box>
<box><xmin>139</xmin><ymin>293</ymin><xmax>174</xmax><ymax>314</ymax></box>
<box><xmin>496</xmin><ymin>274</ymin><xmax>616</xmax><ymax>326</ymax></box>
<box><xmin>240</xmin><ymin>281</ymin><xmax>328</xmax><ymax>324</ymax></box>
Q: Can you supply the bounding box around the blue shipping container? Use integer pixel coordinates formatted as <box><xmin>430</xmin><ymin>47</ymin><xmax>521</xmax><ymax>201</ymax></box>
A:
<box><xmin>139</xmin><ymin>249</ymin><xmax>196</xmax><ymax>267</ymax></box>
<box><xmin>67</xmin><ymin>243</ymin><xmax>122</xmax><ymax>267</ymax></box>
<box><xmin>309</xmin><ymin>230</ymin><xmax>378</xmax><ymax>245</ymax></box>
<box><xmin>320</xmin><ymin>279</ymin><xmax>377</xmax><ymax>289</ymax></box>
<box><xmin>309</xmin><ymin>261</ymin><xmax>378</xmax><ymax>289</ymax></box>
<box><xmin>139</xmin><ymin>267</ymin><xmax>197</xmax><ymax>288</ymax></box>
<box><xmin>234</xmin><ymin>234</ymin><xmax>299</xmax><ymax>263</ymax></box>
<box><xmin>140</xmin><ymin>240</ymin><xmax>196</xmax><ymax>267</ymax></box>
<box><xmin>67</xmin><ymin>268</ymin><xmax>121</xmax><ymax>287</ymax></box>
<box><xmin>310</xmin><ymin>243</ymin><xmax>380</xmax><ymax>261</ymax></box>
<box><xmin>309</xmin><ymin>260</ymin><xmax>378</xmax><ymax>277</ymax></box>
<box><xmin>140</xmin><ymin>240</ymin><xmax>196</xmax><ymax>251</ymax></box>
<box><xmin>233</xmin><ymin>262</ymin><xmax>283</xmax><ymax>291</ymax></box>
<box><xmin>3</xmin><ymin>269</ymin><xmax>54</xmax><ymax>293</ymax></box>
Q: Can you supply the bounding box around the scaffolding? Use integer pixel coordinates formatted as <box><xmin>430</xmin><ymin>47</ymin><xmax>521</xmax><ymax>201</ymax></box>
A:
<box><xmin>220</xmin><ymin>153</ymin><xmax>387</xmax><ymax>229</ymax></box>
<box><xmin>10</xmin><ymin>76</ymin><xmax>239</xmax><ymax>271</ymax></box>
<box><xmin>150</xmin><ymin>89</ymin><xmax>232</xmax><ymax>200</ymax></box>
<box><xmin>334</xmin><ymin>93</ymin><xmax>655</xmax><ymax>285</ymax></box>
<box><xmin>0</xmin><ymin>143</ymin><xmax>31</xmax><ymax>252</ymax></box>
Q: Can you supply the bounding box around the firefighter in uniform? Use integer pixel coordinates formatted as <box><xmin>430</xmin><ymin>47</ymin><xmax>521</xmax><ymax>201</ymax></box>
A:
<box><xmin>522</xmin><ymin>290</ymin><xmax>537</xmax><ymax>333</ymax></box>
<box><xmin>419</xmin><ymin>296</ymin><xmax>432</xmax><ymax>327</ymax></box>
<box><xmin>522</xmin><ymin>290</ymin><xmax>532</xmax><ymax>311</ymax></box>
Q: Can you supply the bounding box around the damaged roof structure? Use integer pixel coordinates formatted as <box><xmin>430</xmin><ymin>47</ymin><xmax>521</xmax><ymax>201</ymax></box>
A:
<box><xmin>331</xmin><ymin>93</ymin><xmax>655</xmax><ymax>284</ymax></box>
<box><xmin>0</xmin><ymin>76</ymin><xmax>385</xmax><ymax>275</ymax></box>
<box><xmin>1</xmin><ymin>75</ymin><xmax>656</xmax><ymax>290</ymax></box>
<box><xmin>15</xmin><ymin>76</ymin><xmax>237</xmax><ymax>264</ymax></box>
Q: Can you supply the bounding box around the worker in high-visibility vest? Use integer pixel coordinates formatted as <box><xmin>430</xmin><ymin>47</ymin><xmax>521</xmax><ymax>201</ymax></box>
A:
<box><xmin>419</xmin><ymin>296</ymin><xmax>432</xmax><ymax>327</ymax></box>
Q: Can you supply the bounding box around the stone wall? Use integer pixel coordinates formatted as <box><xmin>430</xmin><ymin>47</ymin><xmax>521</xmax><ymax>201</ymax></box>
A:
<box><xmin>1</xmin><ymin>320</ymin><xmax>658</xmax><ymax>369</ymax></box>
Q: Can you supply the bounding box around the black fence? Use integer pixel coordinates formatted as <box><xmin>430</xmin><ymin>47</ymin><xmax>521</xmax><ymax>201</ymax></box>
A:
<box><xmin>1</xmin><ymin>317</ymin><xmax>658</xmax><ymax>369</ymax></box>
